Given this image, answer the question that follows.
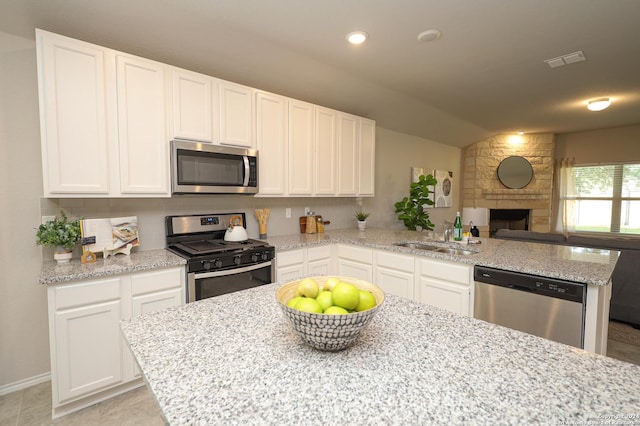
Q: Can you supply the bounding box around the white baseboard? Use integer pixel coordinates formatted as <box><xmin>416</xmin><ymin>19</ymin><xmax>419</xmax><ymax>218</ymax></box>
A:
<box><xmin>0</xmin><ymin>372</ymin><xmax>51</xmax><ymax>396</ymax></box>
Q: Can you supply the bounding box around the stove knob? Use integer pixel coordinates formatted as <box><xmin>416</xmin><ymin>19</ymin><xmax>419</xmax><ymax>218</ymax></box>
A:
<box><xmin>261</xmin><ymin>252</ymin><xmax>269</xmax><ymax>261</ymax></box>
<box><xmin>251</xmin><ymin>253</ymin><xmax>259</xmax><ymax>262</ymax></box>
<box><xmin>234</xmin><ymin>255</ymin><xmax>242</xmax><ymax>265</ymax></box>
<box><xmin>203</xmin><ymin>261</ymin><xmax>211</xmax><ymax>270</ymax></box>
<box><xmin>214</xmin><ymin>259</ymin><xmax>223</xmax><ymax>268</ymax></box>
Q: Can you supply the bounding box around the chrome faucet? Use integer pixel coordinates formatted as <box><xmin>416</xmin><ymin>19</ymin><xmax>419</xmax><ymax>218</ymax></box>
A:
<box><xmin>443</xmin><ymin>226</ymin><xmax>453</xmax><ymax>242</ymax></box>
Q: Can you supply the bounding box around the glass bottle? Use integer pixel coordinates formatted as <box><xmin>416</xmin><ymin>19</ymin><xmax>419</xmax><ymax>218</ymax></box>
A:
<box><xmin>453</xmin><ymin>211</ymin><xmax>463</xmax><ymax>241</ymax></box>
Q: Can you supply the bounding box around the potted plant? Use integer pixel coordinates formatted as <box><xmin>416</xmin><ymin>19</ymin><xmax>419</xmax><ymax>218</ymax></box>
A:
<box><xmin>355</xmin><ymin>211</ymin><xmax>370</xmax><ymax>230</ymax></box>
<box><xmin>36</xmin><ymin>211</ymin><xmax>82</xmax><ymax>264</ymax></box>
<box><xmin>394</xmin><ymin>174</ymin><xmax>437</xmax><ymax>231</ymax></box>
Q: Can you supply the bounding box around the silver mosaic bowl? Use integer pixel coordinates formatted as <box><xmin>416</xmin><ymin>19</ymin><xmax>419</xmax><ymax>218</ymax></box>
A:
<box><xmin>276</xmin><ymin>276</ymin><xmax>384</xmax><ymax>351</ymax></box>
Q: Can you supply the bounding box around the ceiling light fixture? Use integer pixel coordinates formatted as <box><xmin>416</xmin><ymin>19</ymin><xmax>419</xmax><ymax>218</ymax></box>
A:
<box><xmin>346</xmin><ymin>31</ymin><xmax>368</xmax><ymax>45</ymax></box>
<box><xmin>587</xmin><ymin>98</ymin><xmax>611</xmax><ymax>111</ymax></box>
<box><xmin>417</xmin><ymin>29</ymin><xmax>442</xmax><ymax>42</ymax></box>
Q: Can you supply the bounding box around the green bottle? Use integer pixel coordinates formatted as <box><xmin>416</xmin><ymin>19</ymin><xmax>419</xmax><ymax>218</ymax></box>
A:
<box><xmin>453</xmin><ymin>211</ymin><xmax>463</xmax><ymax>241</ymax></box>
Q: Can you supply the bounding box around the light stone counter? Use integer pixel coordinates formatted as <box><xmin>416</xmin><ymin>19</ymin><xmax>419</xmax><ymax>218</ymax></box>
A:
<box><xmin>263</xmin><ymin>228</ymin><xmax>619</xmax><ymax>286</ymax></box>
<box><xmin>39</xmin><ymin>249</ymin><xmax>186</xmax><ymax>284</ymax></box>
<box><xmin>121</xmin><ymin>283</ymin><xmax>640</xmax><ymax>426</ymax></box>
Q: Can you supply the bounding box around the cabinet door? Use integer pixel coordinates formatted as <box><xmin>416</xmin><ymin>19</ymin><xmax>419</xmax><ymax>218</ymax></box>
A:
<box><xmin>171</xmin><ymin>68</ymin><xmax>213</xmax><ymax>142</ymax></box>
<box><xmin>36</xmin><ymin>30</ymin><xmax>111</xmax><ymax>195</ymax></box>
<box><xmin>116</xmin><ymin>54</ymin><xmax>169</xmax><ymax>195</ymax></box>
<box><xmin>374</xmin><ymin>251</ymin><xmax>414</xmax><ymax>299</ymax></box>
<box><xmin>314</xmin><ymin>107</ymin><xmax>337</xmax><ymax>195</ymax></box>
<box><xmin>276</xmin><ymin>249</ymin><xmax>306</xmax><ymax>281</ymax></box>
<box><xmin>218</xmin><ymin>80</ymin><xmax>253</xmax><ymax>148</ymax></box>
<box><xmin>415</xmin><ymin>277</ymin><xmax>470</xmax><ymax>316</ymax></box>
<box><xmin>358</xmin><ymin>118</ymin><xmax>376</xmax><ymax>196</ymax></box>
<box><xmin>288</xmin><ymin>100</ymin><xmax>314</xmax><ymax>195</ymax></box>
<box><xmin>337</xmin><ymin>113</ymin><xmax>359</xmax><ymax>195</ymax></box>
<box><xmin>256</xmin><ymin>92</ymin><xmax>287</xmax><ymax>195</ymax></box>
<box><xmin>54</xmin><ymin>299</ymin><xmax>123</xmax><ymax>402</ymax></box>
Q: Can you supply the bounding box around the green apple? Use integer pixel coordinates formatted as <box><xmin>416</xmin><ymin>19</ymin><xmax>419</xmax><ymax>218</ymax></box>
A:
<box><xmin>295</xmin><ymin>278</ymin><xmax>319</xmax><ymax>298</ymax></box>
<box><xmin>294</xmin><ymin>298</ymin><xmax>323</xmax><ymax>314</ymax></box>
<box><xmin>324</xmin><ymin>306</ymin><xmax>349</xmax><ymax>315</ymax></box>
<box><xmin>355</xmin><ymin>290</ymin><xmax>377</xmax><ymax>312</ymax></box>
<box><xmin>287</xmin><ymin>296</ymin><xmax>304</xmax><ymax>308</ymax></box>
<box><xmin>331</xmin><ymin>282</ymin><xmax>360</xmax><ymax>310</ymax></box>
<box><xmin>315</xmin><ymin>291</ymin><xmax>333</xmax><ymax>311</ymax></box>
<box><xmin>323</xmin><ymin>276</ymin><xmax>341</xmax><ymax>292</ymax></box>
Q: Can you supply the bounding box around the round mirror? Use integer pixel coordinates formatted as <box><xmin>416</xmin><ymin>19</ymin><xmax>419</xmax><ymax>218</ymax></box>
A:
<box><xmin>497</xmin><ymin>156</ymin><xmax>533</xmax><ymax>189</ymax></box>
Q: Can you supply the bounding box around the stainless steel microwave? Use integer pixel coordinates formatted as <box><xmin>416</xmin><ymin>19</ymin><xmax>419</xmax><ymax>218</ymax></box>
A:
<box><xmin>171</xmin><ymin>140</ymin><xmax>258</xmax><ymax>194</ymax></box>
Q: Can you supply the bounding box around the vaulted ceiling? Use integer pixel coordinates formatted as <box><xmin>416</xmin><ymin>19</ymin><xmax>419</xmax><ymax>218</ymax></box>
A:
<box><xmin>2</xmin><ymin>0</ymin><xmax>639</xmax><ymax>147</ymax></box>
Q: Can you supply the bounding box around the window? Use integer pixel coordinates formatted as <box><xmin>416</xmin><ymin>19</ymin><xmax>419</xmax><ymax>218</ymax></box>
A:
<box><xmin>568</xmin><ymin>163</ymin><xmax>640</xmax><ymax>235</ymax></box>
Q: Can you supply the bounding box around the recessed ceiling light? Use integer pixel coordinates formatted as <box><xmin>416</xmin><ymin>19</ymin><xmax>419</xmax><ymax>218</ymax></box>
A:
<box><xmin>587</xmin><ymin>98</ymin><xmax>611</xmax><ymax>111</ymax></box>
<box><xmin>346</xmin><ymin>31</ymin><xmax>368</xmax><ymax>45</ymax></box>
<box><xmin>417</xmin><ymin>29</ymin><xmax>442</xmax><ymax>42</ymax></box>
<box><xmin>517</xmin><ymin>131</ymin><xmax>525</xmax><ymax>135</ymax></box>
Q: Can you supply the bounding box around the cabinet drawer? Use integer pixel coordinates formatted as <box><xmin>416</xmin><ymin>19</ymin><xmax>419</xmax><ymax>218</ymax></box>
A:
<box><xmin>55</xmin><ymin>277</ymin><xmax>121</xmax><ymax>310</ymax></box>
<box><xmin>337</xmin><ymin>244</ymin><xmax>372</xmax><ymax>264</ymax></box>
<box><xmin>131</xmin><ymin>268</ymin><xmax>182</xmax><ymax>296</ymax></box>
<box><xmin>417</xmin><ymin>258</ymin><xmax>472</xmax><ymax>286</ymax></box>
<box><xmin>307</xmin><ymin>245</ymin><xmax>331</xmax><ymax>261</ymax></box>
<box><xmin>375</xmin><ymin>250</ymin><xmax>414</xmax><ymax>273</ymax></box>
<box><xmin>277</xmin><ymin>249</ymin><xmax>305</xmax><ymax>267</ymax></box>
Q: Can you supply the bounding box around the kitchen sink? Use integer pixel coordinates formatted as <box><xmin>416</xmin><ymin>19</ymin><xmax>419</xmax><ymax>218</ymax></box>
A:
<box><xmin>394</xmin><ymin>242</ymin><xmax>477</xmax><ymax>256</ymax></box>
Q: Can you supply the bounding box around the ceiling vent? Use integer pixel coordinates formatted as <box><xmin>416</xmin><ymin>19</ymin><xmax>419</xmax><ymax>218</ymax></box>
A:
<box><xmin>544</xmin><ymin>50</ymin><xmax>586</xmax><ymax>68</ymax></box>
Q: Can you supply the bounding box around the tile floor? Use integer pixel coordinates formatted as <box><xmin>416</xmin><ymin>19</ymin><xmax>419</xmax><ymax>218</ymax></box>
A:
<box><xmin>2</xmin><ymin>334</ymin><xmax>640</xmax><ymax>426</ymax></box>
<box><xmin>0</xmin><ymin>382</ymin><xmax>163</xmax><ymax>426</ymax></box>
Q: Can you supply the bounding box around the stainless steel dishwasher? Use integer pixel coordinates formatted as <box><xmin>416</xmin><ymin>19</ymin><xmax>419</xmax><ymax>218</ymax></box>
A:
<box><xmin>474</xmin><ymin>266</ymin><xmax>586</xmax><ymax>348</ymax></box>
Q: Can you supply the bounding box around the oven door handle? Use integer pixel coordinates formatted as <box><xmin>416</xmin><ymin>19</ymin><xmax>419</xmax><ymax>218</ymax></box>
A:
<box><xmin>193</xmin><ymin>261</ymin><xmax>272</xmax><ymax>279</ymax></box>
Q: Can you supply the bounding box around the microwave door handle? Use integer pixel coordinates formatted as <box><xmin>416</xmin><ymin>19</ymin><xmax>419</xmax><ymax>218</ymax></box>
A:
<box><xmin>243</xmin><ymin>156</ymin><xmax>250</xmax><ymax>187</ymax></box>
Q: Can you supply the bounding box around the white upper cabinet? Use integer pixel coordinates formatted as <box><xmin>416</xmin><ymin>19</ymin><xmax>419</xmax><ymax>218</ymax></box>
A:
<box><xmin>314</xmin><ymin>107</ymin><xmax>337</xmax><ymax>195</ymax></box>
<box><xmin>337</xmin><ymin>113</ymin><xmax>359</xmax><ymax>195</ymax></box>
<box><xmin>115</xmin><ymin>54</ymin><xmax>170</xmax><ymax>195</ymax></box>
<box><xmin>288</xmin><ymin>100</ymin><xmax>315</xmax><ymax>195</ymax></box>
<box><xmin>218</xmin><ymin>80</ymin><xmax>254</xmax><ymax>148</ymax></box>
<box><xmin>256</xmin><ymin>91</ymin><xmax>287</xmax><ymax>195</ymax></box>
<box><xmin>170</xmin><ymin>68</ymin><xmax>213</xmax><ymax>142</ymax></box>
<box><xmin>36</xmin><ymin>30</ymin><xmax>374</xmax><ymax>198</ymax></box>
<box><xmin>36</xmin><ymin>29</ymin><xmax>111</xmax><ymax>195</ymax></box>
<box><xmin>359</xmin><ymin>118</ymin><xmax>376</xmax><ymax>196</ymax></box>
<box><xmin>337</xmin><ymin>113</ymin><xmax>375</xmax><ymax>197</ymax></box>
<box><xmin>37</xmin><ymin>29</ymin><xmax>170</xmax><ymax>198</ymax></box>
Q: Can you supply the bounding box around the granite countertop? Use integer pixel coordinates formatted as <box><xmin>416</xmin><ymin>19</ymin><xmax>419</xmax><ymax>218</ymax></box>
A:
<box><xmin>121</xmin><ymin>283</ymin><xmax>640</xmax><ymax>425</ymax></box>
<box><xmin>39</xmin><ymin>249</ymin><xmax>186</xmax><ymax>284</ymax></box>
<box><xmin>264</xmin><ymin>228</ymin><xmax>619</xmax><ymax>286</ymax></box>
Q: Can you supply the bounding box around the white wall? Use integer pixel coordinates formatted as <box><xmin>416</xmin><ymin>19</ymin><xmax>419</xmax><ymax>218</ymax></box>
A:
<box><xmin>0</xmin><ymin>42</ymin><xmax>464</xmax><ymax>390</ymax></box>
<box><xmin>364</xmin><ymin>127</ymin><xmax>462</xmax><ymax>230</ymax></box>
<box><xmin>0</xmin><ymin>46</ymin><xmax>50</xmax><ymax>390</ymax></box>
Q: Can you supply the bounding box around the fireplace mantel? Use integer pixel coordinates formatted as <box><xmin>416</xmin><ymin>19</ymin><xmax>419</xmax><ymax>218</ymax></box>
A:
<box><xmin>482</xmin><ymin>189</ymin><xmax>546</xmax><ymax>200</ymax></box>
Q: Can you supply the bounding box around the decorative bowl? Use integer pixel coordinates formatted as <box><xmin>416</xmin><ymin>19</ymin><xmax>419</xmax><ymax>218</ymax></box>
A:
<box><xmin>275</xmin><ymin>276</ymin><xmax>385</xmax><ymax>351</ymax></box>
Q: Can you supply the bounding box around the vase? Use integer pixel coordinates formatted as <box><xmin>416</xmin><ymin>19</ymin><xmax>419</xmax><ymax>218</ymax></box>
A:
<box><xmin>357</xmin><ymin>220</ymin><xmax>367</xmax><ymax>231</ymax></box>
<box><xmin>54</xmin><ymin>247</ymin><xmax>73</xmax><ymax>264</ymax></box>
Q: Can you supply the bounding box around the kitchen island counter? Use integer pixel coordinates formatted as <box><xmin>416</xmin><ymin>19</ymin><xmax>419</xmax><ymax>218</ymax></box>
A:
<box><xmin>121</xmin><ymin>283</ymin><xmax>640</xmax><ymax>425</ymax></box>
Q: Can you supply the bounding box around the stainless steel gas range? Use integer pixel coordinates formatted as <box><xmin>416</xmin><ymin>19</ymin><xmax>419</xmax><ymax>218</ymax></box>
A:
<box><xmin>165</xmin><ymin>213</ymin><xmax>275</xmax><ymax>303</ymax></box>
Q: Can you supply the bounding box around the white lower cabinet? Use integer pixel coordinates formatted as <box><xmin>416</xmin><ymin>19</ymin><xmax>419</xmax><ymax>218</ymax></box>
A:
<box><xmin>307</xmin><ymin>245</ymin><xmax>332</xmax><ymax>276</ymax></box>
<box><xmin>335</xmin><ymin>244</ymin><xmax>373</xmax><ymax>281</ymax></box>
<box><xmin>275</xmin><ymin>245</ymin><xmax>333</xmax><ymax>281</ymax></box>
<box><xmin>47</xmin><ymin>266</ymin><xmax>184</xmax><ymax>418</ymax></box>
<box><xmin>275</xmin><ymin>244</ymin><xmax>473</xmax><ymax>316</ymax></box>
<box><xmin>374</xmin><ymin>250</ymin><xmax>415</xmax><ymax>299</ymax></box>
<box><xmin>415</xmin><ymin>258</ymin><xmax>473</xmax><ymax>316</ymax></box>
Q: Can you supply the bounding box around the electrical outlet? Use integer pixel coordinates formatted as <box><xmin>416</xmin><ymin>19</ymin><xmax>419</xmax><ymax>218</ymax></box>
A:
<box><xmin>304</xmin><ymin>207</ymin><xmax>310</xmax><ymax>215</ymax></box>
<box><xmin>285</xmin><ymin>208</ymin><xmax>291</xmax><ymax>218</ymax></box>
<box><xmin>42</xmin><ymin>216</ymin><xmax>55</xmax><ymax>224</ymax></box>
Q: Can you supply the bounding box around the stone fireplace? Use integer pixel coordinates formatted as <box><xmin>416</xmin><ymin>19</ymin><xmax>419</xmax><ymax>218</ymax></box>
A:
<box><xmin>462</xmin><ymin>133</ymin><xmax>555</xmax><ymax>237</ymax></box>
